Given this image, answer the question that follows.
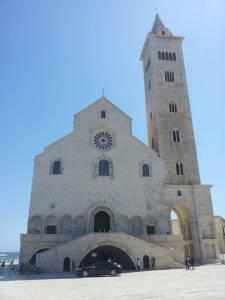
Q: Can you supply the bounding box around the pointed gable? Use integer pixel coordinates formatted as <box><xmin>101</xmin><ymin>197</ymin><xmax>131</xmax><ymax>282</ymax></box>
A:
<box><xmin>74</xmin><ymin>96</ymin><xmax>131</xmax><ymax>120</ymax></box>
<box><xmin>73</xmin><ymin>96</ymin><xmax>132</xmax><ymax>134</ymax></box>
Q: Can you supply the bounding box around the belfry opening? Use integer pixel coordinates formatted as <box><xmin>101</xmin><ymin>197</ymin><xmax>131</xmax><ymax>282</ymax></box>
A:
<box><xmin>79</xmin><ymin>246</ymin><xmax>135</xmax><ymax>270</ymax></box>
<box><xmin>94</xmin><ymin>211</ymin><xmax>110</xmax><ymax>232</ymax></box>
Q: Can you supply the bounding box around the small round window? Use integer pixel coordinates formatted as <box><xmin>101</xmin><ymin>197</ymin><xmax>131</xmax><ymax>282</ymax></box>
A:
<box><xmin>93</xmin><ymin>132</ymin><xmax>113</xmax><ymax>151</ymax></box>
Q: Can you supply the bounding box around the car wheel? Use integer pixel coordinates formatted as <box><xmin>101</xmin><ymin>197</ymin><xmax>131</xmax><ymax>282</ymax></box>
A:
<box><xmin>110</xmin><ymin>269</ymin><xmax>117</xmax><ymax>276</ymax></box>
<box><xmin>82</xmin><ymin>270</ymin><xmax>89</xmax><ymax>277</ymax></box>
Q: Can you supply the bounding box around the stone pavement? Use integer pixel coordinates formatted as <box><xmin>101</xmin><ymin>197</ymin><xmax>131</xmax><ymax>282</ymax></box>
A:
<box><xmin>0</xmin><ymin>264</ymin><xmax>225</xmax><ymax>300</ymax></box>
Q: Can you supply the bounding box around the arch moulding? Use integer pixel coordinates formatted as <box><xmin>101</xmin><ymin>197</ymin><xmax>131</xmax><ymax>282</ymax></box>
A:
<box><xmin>77</xmin><ymin>239</ymin><xmax>136</xmax><ymax>269</ymax></box>
<box><xmin>88</xmin><ymin>205</ymin><xmax>116</xmax><ymax>233</ymax></box>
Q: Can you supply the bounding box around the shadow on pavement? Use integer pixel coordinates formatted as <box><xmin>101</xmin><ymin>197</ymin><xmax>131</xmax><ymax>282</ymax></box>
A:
<box><xmin>0</xmin><ymin>269</ymin><xmax>126</xmax><ymax>282</ymax></box>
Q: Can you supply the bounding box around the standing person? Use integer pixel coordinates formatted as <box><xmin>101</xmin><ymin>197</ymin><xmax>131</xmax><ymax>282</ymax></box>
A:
<box><xmin>72</xmin><ymin>260</ymin><xmax>75</xmax><ymax>273</ymax></box>
<box><xmin>190</xmin><ymin>257</ymin><xmax>195</xmax><ymax>270</ymax></box>
<box><xmin>1</xmin><ymin>261</ymin><xmax>5</xmax><ymax>269</ymax></box>
<box><xmin>185</xmin><ymin>257</ymin><xmax>189</xmax><ymax>270</ymax></box>
<box><xmin>151</xmin><ymin>257</ymin><xmax>156</xmax><ymax>269</ymax></box>
<box><xmin>187</xmin><ymin>256</ymin><xmax>191</xmax><ymax>270</ymax></box>
<box><xmin>136</xmin><ymin>257</ymin><xmax>141</xmax><ymax>271</ymax></box>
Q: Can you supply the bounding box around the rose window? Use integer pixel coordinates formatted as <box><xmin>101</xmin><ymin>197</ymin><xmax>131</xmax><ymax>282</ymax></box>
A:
<box><xmin>93</xmin><ymin>132</ymin><xmax>113</xmax><ymax>151</ymax></box>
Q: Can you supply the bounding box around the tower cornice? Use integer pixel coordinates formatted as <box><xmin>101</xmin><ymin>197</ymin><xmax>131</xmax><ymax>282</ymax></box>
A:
<box><xmin>140</xmin><ymin>34</ymin><xmax>184</xmax><ymax>60</ymax></box>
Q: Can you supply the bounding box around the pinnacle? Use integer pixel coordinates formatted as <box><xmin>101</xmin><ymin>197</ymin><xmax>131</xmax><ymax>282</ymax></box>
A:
<box><xmin>151</xmin><ymin>14</ymin><xmax>166</xmax><ymax>33</ymax></box>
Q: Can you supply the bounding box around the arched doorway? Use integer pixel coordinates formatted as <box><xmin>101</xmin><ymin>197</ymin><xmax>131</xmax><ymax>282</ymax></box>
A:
<box><xmin>94</xmin><ymin>211</ymin><xmax>110</xmax><ymax>232</ymax></box>
<box><xmin>30</xmin><ymin>248</ymin><xmax>49</xmax><ymax>265</ymax></box>
<box><xmin>63</xmin><ymin>257</ymin><xmax>70</xmax><ymax>272</ymax></box>
<box><xmin>79</xmin><ymin>246</ymin><xmax>135</xmax><ymax>270</ymax></box>
<box><xmin>170</xmin><ymin>204</ymin><xmax>193</xmax><ymax>259</ymax></box>
<box><xmin>143</xmin><ymin>255</ymin><xmax>150</xmax><ymax>269</ymax></box>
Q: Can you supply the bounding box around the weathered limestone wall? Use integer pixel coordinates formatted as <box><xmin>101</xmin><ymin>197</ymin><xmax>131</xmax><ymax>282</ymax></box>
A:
<box><xmin>19</xmin><ymin>234</ymin><xmax>73</xmax><ymax>263</ymax></box>
<box><xmin>28</xmin><ymin>98</ymin><xmax>167</xmax><ymax>235</ymax></box>
<box><xmin>141</xmin><ymin>33</ymin><xmax>200</xmax><ymax>185</ymax></box>
<box><xmin>214</xmin><ymin>216</ymin><xmax>225</xmax><ymax>254</ymax></box>
<box><xmin>139</xmin><ymin>234</ymin><xmax>184</xmax><ymax>263</ymax></box>
<box><xmin>35</xmin><ymin>233</ymin><xmax>182</xmax><ymax>272</ymax></box>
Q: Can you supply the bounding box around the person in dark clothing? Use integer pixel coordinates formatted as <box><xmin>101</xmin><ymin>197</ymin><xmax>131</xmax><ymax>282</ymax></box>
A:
<box><xmin>190</xmin><ymin>257</ymin><xmax>195</xmax><ymax>270</ymax></box>
<box><xmin>72</xmin><ymin>260</ymin><xmax>75</xmax><ymax>273</ymax></box>
<box><xmin>136</xmin><ymin>257</ymin><xmax>141</xmax><ymax>271</ymax></box>
<box><xmin>185</xmin><ymin>257</ymin><xmax>190</xmax><ymax>270</ymax></box>
<box><xmin>151</xmin><ymin>257</ymin><xmax>156</xmax><ymax>269</ymax></box>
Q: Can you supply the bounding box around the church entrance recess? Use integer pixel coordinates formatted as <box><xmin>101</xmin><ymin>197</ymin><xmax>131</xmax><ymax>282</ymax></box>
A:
<box><xmin>79</xmin><ymin>246</ymin><xmax>135</xmax><ymax>270</ymax></box>
<box><xmin>94</xmin><ymin>211</ymin><xmax>110</xmax><ymax>232</ymax></box>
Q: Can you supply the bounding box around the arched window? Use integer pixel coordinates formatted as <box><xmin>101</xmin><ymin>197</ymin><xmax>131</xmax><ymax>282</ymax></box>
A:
<box><xmin>177</xmin><ymin>190</ymin><xmax>182</xmax><ymax>197</ymax></box>
<box><xmin>169</xmin><ymin>71</ymin><xmax>174</xmax><ymax>82</ymax></box>
<box><xmin>75</xmin><ymin>215</ymin><xmax>87</xmax><ymax>235</ymax></box>
<box><xmin>169</xmin><ymin>52</ymin><xmax>173</xmax><ymax>60</ymax></box>
<box><xmin>45</xmin><ymin>215</ymin><xmax>57</xmax><ymax>234</ymax></box>
<box><xmin>172</xmin><ymin>129</ymin><xmax>180</xmax><ymax>142</ymax></box>
<box><xmin>166</xmin><ymin>52</ymin><xmax>169</xmax><ymax>60</ymax></box>
<box><xmin>174</xmin><ymin>103</ymin><xmax>177</xmax><ymax>112</ymax></box>
<box><xmin>52</xmin><ymin>160</ymin><xmax>62</xmax><ymax>175</ymax></box>
<box><xmin>176</xmin><ymin>162</ymin><xmax>184</xmax><ymax>175</ymax></box>
<box><xmin>165</xmin><ymin>71</ymin><xmax>175</xmax><ymax>83</ymax></box>
<box><xmin>101</xmin><ymin>110</ymin><xmax>106</xmax><ymax>118</ymax></box>
<box><xmin>162</xmin><ymin>52</ymin><xmax>165</xmax><ymax>60</ymax></box>
<box><xmin>173</xmin><ymin>52</ymin><xmax>176</xmax><ymax>61</ymax></box>
<box><xmin>165</xmin><ymin>71</ymin><xmax>169</xmax><ymax>82</ymax></box>
<box><xmin>158</xmin><ymin>51</ymin><xmax>161</xmax><ymax>60</ymax></box>
<box><xmin>169</xmin><ymin>102</ymin><xmax>177</xmax><ymax>112</ymax></box>
<box><xmin>118</xmin><ymin>215</ymin><xmax>130</xmax><ymax>234</ymax></box>
<box><xmin>29</xmin><ymin>216</ymin><xmax>42</xmax><ymax>234</ymax></box>
<box><xmin>131</xmin><ymin>216</ymin><xmax>143</xmax><ymax>234</ymax></box>
<box><xmin>99</xmin><ymin>159</ymin><xmax>110</xmax><ymax>176</ymax></box>
<box><xmin>142</xmin><ymin>164</ymin><xmax>150</xmax><ymax>177</ymax></box>
<box><xmin>60</xmin><ymin>215</ymin><xmax>73</xmax><ymax>234</ymax></box>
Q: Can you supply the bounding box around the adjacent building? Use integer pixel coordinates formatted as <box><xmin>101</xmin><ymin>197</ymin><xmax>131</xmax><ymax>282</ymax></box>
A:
<box><xmin>214</xmin><ymin>216</ymin><xmax>225</xmax><ymax>255</ymax></box>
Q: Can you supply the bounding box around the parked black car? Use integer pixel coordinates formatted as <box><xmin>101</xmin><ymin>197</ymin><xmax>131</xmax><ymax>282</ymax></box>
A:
<box><xmin>76</xmin><ymin>261</ymin><xmax>122</xmax><ymax>277</ymax></box>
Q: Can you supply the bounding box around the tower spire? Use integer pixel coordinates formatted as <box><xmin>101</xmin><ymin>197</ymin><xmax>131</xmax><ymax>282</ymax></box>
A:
<box><xmin>151</xmin><ymin>14</ymin><xmax>172</xmax><ymax>36</ymax></box>
<box><xmin>151</xmin><ymin>14</ymin><xmax>165</xmax><ymax>32</ymax></box>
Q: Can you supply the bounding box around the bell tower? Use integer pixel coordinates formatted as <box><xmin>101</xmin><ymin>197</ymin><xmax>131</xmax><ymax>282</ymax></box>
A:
<box><xmin>140</xmin><ymin>14</ymin><xmax>200</xmax><ymax>185</ymax></box>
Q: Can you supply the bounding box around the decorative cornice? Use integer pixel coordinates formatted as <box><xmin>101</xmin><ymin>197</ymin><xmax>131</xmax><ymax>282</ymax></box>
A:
<box><xmin>140</xmin><ymin>34</ymin><xmax>184</xmax><ymax>60</ymax></box>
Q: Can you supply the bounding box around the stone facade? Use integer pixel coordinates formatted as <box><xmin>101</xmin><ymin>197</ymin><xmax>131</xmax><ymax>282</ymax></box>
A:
<box><xmin>214</xmin><ymin>216</ymin><xmax>225</xmax><ymax>254</ymax></box>
<box><xmin>20</xmin><ymin>15</ymin><xmax>219</xmax><ymax>272</ymax></box>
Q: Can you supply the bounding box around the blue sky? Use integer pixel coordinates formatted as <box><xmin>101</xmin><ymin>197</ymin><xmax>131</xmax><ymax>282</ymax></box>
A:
<box><xmin>0</xmin><ymin>0</ymin><xmax>225</xmax><ymax>251</ymax></box>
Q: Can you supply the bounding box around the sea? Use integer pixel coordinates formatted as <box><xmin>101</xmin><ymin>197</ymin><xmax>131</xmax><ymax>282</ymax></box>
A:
<box><xmin>0</xmin><ymin>252</ymin><xmax>19</xmax><ymax>262</ymax></box>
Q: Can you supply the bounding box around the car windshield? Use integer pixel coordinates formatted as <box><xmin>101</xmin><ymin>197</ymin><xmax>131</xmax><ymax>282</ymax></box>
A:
<box><xmin>94</xmin><ymin>262</ymin><xmax>111</xmax><ymax>267</ymax></box>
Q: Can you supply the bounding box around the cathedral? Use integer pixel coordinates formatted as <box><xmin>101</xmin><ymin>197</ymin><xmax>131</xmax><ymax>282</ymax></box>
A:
<box><xmin>20</xmin><ymin>15</ymin><xmax>219</xmax><ymax>272</ymax></box>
